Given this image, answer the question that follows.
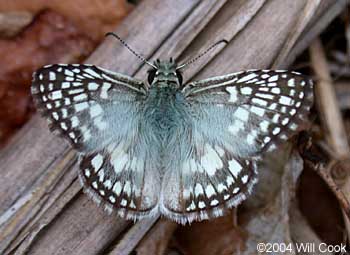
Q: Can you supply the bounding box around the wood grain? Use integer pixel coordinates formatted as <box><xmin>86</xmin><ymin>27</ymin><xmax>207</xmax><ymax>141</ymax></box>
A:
<box><xmin>0</xmin><ymin>0</ymin><xmax>347</xmax><ymax>254</ymax></box>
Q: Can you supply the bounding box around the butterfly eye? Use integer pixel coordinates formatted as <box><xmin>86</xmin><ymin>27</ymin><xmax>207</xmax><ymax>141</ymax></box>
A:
<box><xmin>176</xmin><ymin>71</ymin><xmax>183</xmax><ymax>85</ymax></box>
<box><xmin>147</xmin><ymin>69</ymin><xmax>156</xmax><ymax>85</ymax></box>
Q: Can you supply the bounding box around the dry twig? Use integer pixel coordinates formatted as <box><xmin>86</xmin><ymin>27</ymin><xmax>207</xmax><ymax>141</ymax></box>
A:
<box><xmin>309</xmin><ymin>37</ymin><xmax>350</xmax><ymax>238</ymax></box>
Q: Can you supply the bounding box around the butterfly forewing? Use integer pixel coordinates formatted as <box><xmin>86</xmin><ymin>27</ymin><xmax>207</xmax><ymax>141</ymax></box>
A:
<box><xmin>31</xmin><ymin>64</ymin><xmax>146</xmax><ymax>152</ymax></box>
<box><xmin>184</xmin><ymin>70</ymin><xmax>313</xmax><ymax>155</ymax></box>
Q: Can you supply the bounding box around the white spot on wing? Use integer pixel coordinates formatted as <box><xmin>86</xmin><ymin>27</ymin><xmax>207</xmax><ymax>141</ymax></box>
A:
<box><xmin>228</xmin><ymin>159</ymin><xmax>242</xmax><ymax>177</ymax></box>
<box><xmin>215</xmin><ymin>146</ymin><xmax>225</xmax><ymax>157</ymax></box>
<box><xmin>88</xmin><ymin>82</ymin><xmax>99</xmax><ymax>90</ymax></box>
<box><xmin>101</xmin><ymin>83</ymin><xmax>111</xmax><ymax>99</ymax></box>
<box><xmin>241</xmin><ymin>175</ymin><xmax>248</xmax><ymax>184</ymax></box>
<box><xmin>74</xmin><ymin>94</ymin><xmax>87</xmax><ymax>101</ymax></box>
<box><xmin>210</xmin><ymin>199</ymin><xmax>219</xmax><ymax>206</ymax></box>
<box><xmin>90</xmin><ymin>104</ymin><xmax>103</xmax><ymax>117</ymax></box>
<box><xmin>120</xmin><ymin>199</ymin><xmax>127</xmax><ymax>206</ymax></box>
<box><xmin>113</xmin><ymin>181</ymin><xmax>122</xmax><ymax>195</ymax></box>
<box><xmin>228</xmin><ymin>120</ymin><xmax>244</xmax><ymax>134</ymax></box>
<box><xmin>272</xmin><ymin>127</ymin><xmax>281</xmax><ymax>135</ymax></box>
<box><xmin>241</xmin><ymin>87</ymin><xmax>252</xmax><ymax>95</ymax></box>
<box><xmin>75</xmin><ymin>102</ymin><xmax>89</xmax><ymax>112</ymax></box>
<box><xmin>91</xmin><ymin>154</ymin><xmax>103</xmax><ymax>171</ymax></box>
<box><xmin>252</xmin><ymin>98</ymin><xmax>267</xmax><ymax>106</ymax></box>
<box><xmin>50</xmin><ymin>91</ymin><xmax>62</xmax><ymax>100</ymax></box>
<box><xmin>85</xmin><ymin>68</ymin><xmax>102</xmax><ymax>78</ymax></box>
<box><xmin>84</xmin><ymin>169</ymin><xmax>90</xmax><ymax>177</ymax></box>
<box><xmin>268</xmin><ymin>75</ymin><xmax>278</xmax><ymax>82</ymax></box>
<box><xmin>68</xmin><ymin>88</ymin><xmax>84</xmax><ymax>94</ymax></box>
<box><xmin>205</xmin><ymin>185</ymin><xmax>216</xmax><ymax>197</ymax></box>
<box><xmin>60</xmin><ymin>122</ymin><xmax>68</xmax><ymax>130</ymax></box>
<box><xmin>200</xmin><ymin>144</ymin><xmax>223</xmax><ymax>176</ymax></box>
<box><xmin>256</xmin><ymin>93</ymin><xmax>274</xmax><ymax>100</ymax></box>
<box><xmin>123</xmin><ymin>181</ymin><xmax>131</xmax><ymax>196</ymax></box>
<box><xmin>52</xmin><ymin>112</ymin><xmax>59</xmax><ymax>120</ymax></box>
<box><xmin>194</xmin><ymin>183</ymin><xmax>204</xmax><ymax>196</ymax></box>
<box><xmin>288</xmin><ymin>78</ymin><xmax>295</xmax><ymax>87</ymax></box>
<box><xmin>65</xmin><ymin>70</ymin><xmax>74</xmax><ymax>76</ymax></box>
<box><xmin>111</xmin><ymin>146</ymin><xmax>128</xmax><ymax>174</ymax></box>
<box><xmin>259</xmin><ymin>120</ymin><xmax>269</xmax><ymax>132</ymax></box>
<box><xmin>49</xmin><ymin>72</ymin><xmax>56</xmax><ymax>80</ymax></box>
<box><xmin>233</xmin><ymin>187</ymin><xmax>239</xmax><ymax>193</ymax></box>
<box><xmin>234</xmin><ymin>107</ymin><xmax>249</xmax><ymax>122</ymax></box>
<box><xmin>104</xmin><ymin>179</ymin><xmax>112</xmax><ymax>189</ymax></box>
<box><xmin>62</xmin><ymin>82</ymin><xmax>70</xmax><ymax>89</ymax></box>
<box><xmin>271</xmin><ymin>87</ymin><xmax>281</xmax><ymax>94</ymax></box>
<box><xmin>237</xmin><ymin>73</ymin><xmax>257</xmax><ymax>83</ymax></box>
<box><xmin>264</xmin><ymin>136</ymin><xmax>271</xmax><ymax>143</ymax></box>
<box><xmin>226</xmin><ymin>86</ymin><xmax>238</xmax><ymax>103</ymax></box>
<box><xmin>71</xmin><ymin>116</ymin><xmax>79</xmax><ymax>127</ymax></box>
<box><xmin>279</xmin><ymin>96</ymin><xmax>292</xmax><ymax>105</ymax></box>
<box><xmin>198</xmin><ymin>201</ymin><xmax>206</xmax><ymax>209</ymax></box>
<box><xmin>250</xmin><ymin>106</ymin><xmax>265</xmax><ymax>117</ymax></box>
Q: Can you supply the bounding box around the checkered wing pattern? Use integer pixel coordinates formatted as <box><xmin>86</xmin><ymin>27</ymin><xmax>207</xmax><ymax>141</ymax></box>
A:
<box><xmin>31</xmin><ymin>64</ymin><xmax>146</xmax><ymax>152</ymax></box>
<box><xmin>160</xmin><ymin>70</ymin><xmax>313</xmax><ymax>223</ymax></box>
<box><xmin>32</xmin><ymin>64</ymin><xmax>160</xmax><ymax>219</ymax></box>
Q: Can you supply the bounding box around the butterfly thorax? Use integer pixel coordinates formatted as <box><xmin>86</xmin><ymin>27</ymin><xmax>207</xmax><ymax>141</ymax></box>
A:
<box><xmin>149</xmin><ymin>59</ymin><xmax>182</xmax><ymax>89</ymax></box>
<box><xmin>143</xmin><ymin>85</ymin><xmax>188</xmax><ymax>142</ymax></box>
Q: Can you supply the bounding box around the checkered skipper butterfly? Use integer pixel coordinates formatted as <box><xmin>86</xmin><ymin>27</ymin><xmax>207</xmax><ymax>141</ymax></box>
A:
<box><xmin>31</xmin><ymin>33</ymin><xmax>313</xmax><ymax>224</ymax></box>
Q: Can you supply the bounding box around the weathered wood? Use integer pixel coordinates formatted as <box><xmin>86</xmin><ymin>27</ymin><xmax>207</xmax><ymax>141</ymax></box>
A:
<box><xmin>0</xmin><ymin>0</ymin><xmax>348</xmax><ymax>254</ymax></box>
<box><xmin>108</xmin><ymin>217</ymin><xmax>159</xmax><ymax>255</ymax></box>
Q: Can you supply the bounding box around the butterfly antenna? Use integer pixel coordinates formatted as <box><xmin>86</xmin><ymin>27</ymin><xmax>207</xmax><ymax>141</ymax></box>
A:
<box><xmin>176</xmin><ymin>39</ymin><xmax>228</xmax><ymax>70</ymax></box>
<box><xmin>106</xmin><ymin>32</ymin><xmax>157</xmax><ymax>69</ymax></box>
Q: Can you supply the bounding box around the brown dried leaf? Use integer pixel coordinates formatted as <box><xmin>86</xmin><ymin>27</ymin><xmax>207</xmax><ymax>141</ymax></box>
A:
<box><xmin>0</xmin><ymin>0</ymin><xmax>133</xmax><ymax>40</ymax></box>
<box><xmin>0</xmin><ymin>10</ymin><xmax>95</xmax><ymax>146</ymax></box>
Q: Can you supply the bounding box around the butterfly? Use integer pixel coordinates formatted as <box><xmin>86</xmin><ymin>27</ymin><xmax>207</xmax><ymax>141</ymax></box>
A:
<box><xmin>31</xmin><ymin>33</ymin><xmax>313</xmax><ymax>224</ymax></box>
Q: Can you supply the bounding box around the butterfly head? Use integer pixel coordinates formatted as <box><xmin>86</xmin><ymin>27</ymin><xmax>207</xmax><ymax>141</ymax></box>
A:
<box><xmin>147</xmin><ymin>58</ymin><xmax>183</xmax><ymax>87</ymax></box>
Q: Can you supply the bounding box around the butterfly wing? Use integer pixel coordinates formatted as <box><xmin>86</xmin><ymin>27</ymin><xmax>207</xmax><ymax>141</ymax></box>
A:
<box><xmin>31</xmin><ymin>64</ymin><xmax>146</xmax><ymax>152</ymax></box>
<box><xmin>32</xmin><ymin>64</ymin><xmax>160</xmax><ymax>220</ymax></box>
<box><xmin>183</xmin><ymin>70</ymin><xmax>313</xmax><ymax>155</ymax></box>
<box><xmin>79</xmin><ymin>141</ymin><xmax>160</xmax><ymax>220</ymax></box>
<box><xmin>160</xmin><ymin>70</ymin><xmax>313</xmax><ymax>223</ymax></box>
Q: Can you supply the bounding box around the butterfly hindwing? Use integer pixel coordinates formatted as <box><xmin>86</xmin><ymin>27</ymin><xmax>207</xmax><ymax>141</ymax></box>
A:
<box><xmin>160</xmin><ymin>140</ymin><xmax>257</xmax><ymax>224</ymax></box>
<box><xmin>31</xmin><ymin>64</ymin><xmax>146</xmax><ymax>152</ymax></box>
<box><xmin>79</xmin><ymin>140</ymin><xmax>160</xmax><ymax>220</ymax></box>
